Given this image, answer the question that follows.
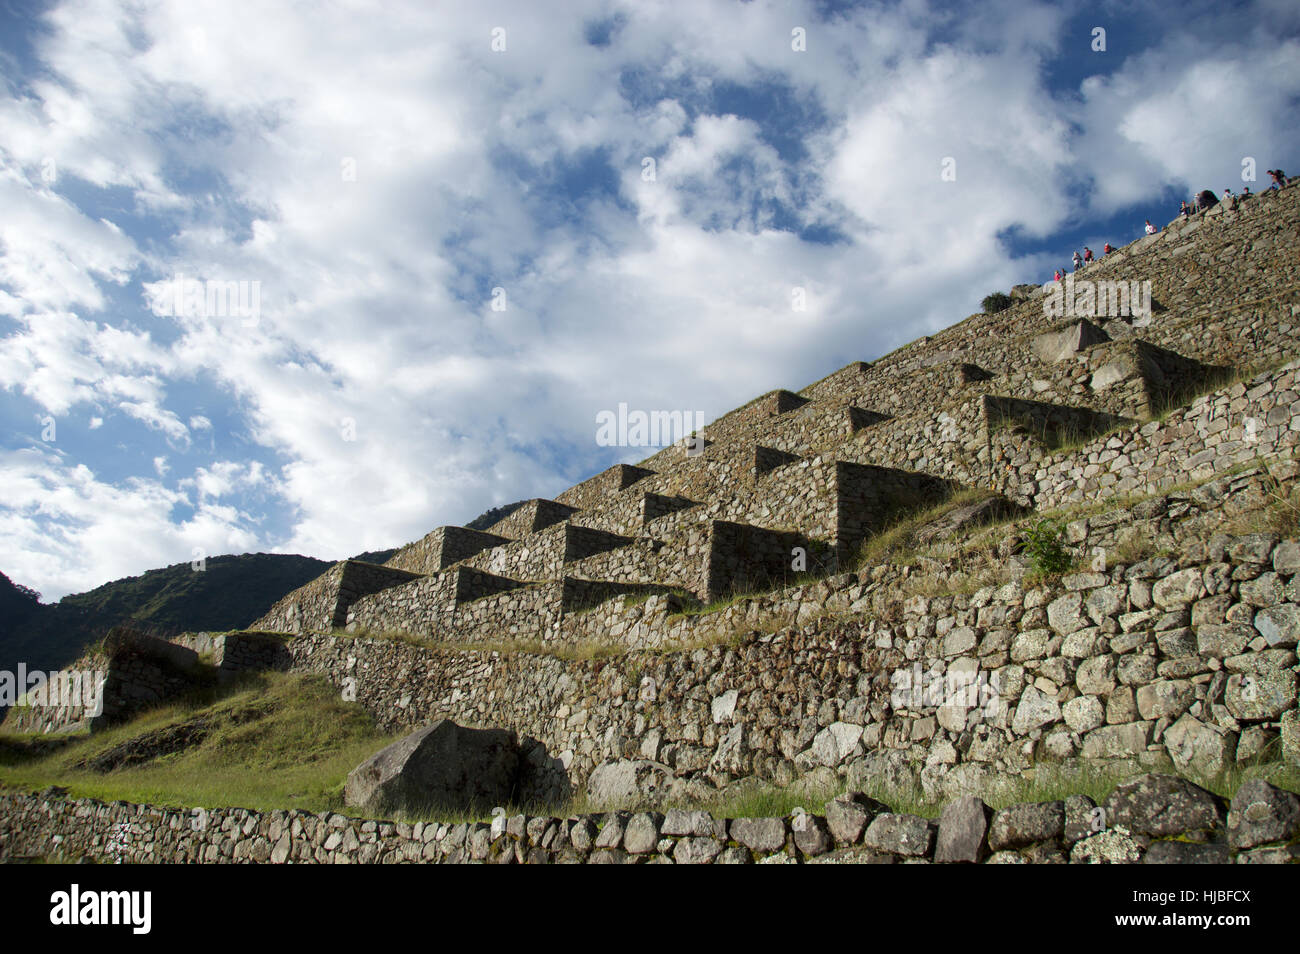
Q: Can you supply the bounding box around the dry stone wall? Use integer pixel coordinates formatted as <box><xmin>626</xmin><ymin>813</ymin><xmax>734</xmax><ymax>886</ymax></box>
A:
<box><xmin>2</xmin><ymin>631</ymin><xmax>206</xmax><ymax>735</ymax></box>
<box><xmin>484</xmin><ymin>499</ymin><xmax>577</xmax><ymax>539</ymax></box>
<box><xmin>385</xmin><ymin>526</ymin><xmax>510</xmax><ymax>575</ymax></box>
<box><xmin>252</xmin><ymin>560</ymin><xmax>422</xmax><ymax>634</ymax></box>
<box><xmin>171</xmin><ymin>631</ymin><xmax>293</xmax><ymax>681</ymax></box>
<box><xmin>277</xmin><ymin>515</ymin><xmax>1300</xmax><ymax>805</ymax></box>
<box><xmin>5</xmin><ymin>772</ymin><xmax>1297</xmax><ymax>863</ymax></box>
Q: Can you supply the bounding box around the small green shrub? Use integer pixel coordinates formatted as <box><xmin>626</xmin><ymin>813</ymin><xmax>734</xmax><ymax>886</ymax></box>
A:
<box><xmin>1022</xmin><ymin>519</ymin><xmax>1073</xmax><ymax>575</ymax></box>
<box><xmin>981</xmin><ymin>292</ymin><xmax>1014</xmax><ymax>314</ymax></box>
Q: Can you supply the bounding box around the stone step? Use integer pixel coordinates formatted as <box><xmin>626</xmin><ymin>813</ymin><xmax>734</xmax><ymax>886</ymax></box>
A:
<box><xmin>384</xmin><ymin>525</ymin><xmax>511</xmax><ymax>574</ymax></box>
<box><xmin>483</xmin><ymin>498</ymin><xmax>579</xmax><ymax>538</ymax></box>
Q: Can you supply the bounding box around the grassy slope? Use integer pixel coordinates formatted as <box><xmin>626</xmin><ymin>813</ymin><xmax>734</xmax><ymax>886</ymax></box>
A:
<box><xmin>0</xmin><ymin>672</ymin><xmax>397</xmax><ymax>814</ymax></box>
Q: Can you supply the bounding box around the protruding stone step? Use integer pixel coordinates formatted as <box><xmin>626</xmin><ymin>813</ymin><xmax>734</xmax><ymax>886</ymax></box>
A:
<box><xmin>833</xmin><ymin>463</ymin><xmax>955</xmax><ymax>561</ymax></box>
<box><xmin>450</xmin><ymin>566</ymin><xmax>528</xmax><ymax>603</ymax></box>
<box><xmin>804</xmin><ymin>360</ymin><xmax>872</xmax><ymax>401</ymax></box>
<box><xmin>642</xmin><ymin>492</ymin><xmax>698</xmax><ymax>526</ymax></box>
<box><xmin>1032</xmin><ymin>319</ymin><xmax>1110</xmax><ymax>363</ymax></box>
<box><xmin>956</xmin><ymin>363</ymin><xmax>993</xmax><ymax>385</ymax></box>
<box><xmin>768</xmin><ymin>389</ymin><xmax>812</xmax><ymax>415</ymax></box>
<box><xmin>385</xmin><ymin>526</ymin><xmax>511</xmax><ymax>575</ymax></box>
<box><xmin>563</xmin><ymin>526</ymin><xmax>634</xmax><ymax>564</ymax></box>
<box><xmin>465</xmin><ymin>522</ymin><xmax>634</xmax><ymax>580</ymax></box>
<box><xmin>703</xmin><ymin>520</ymin><xmax>811</xmax><ymax>603</ymax></box>
<box><xmin>344</xmin><ymin>564</ymin><xmax>527</xmax><ymax>636</ymax></box>
<box><xmin>557</xmin><ymin>464</ymin><xmax>655</xmax><ymax>509</ymax></box>
<box><xmin>754</xmin><ymin>445</ymin><xmax>803</xmax><ymax>477</ymax></box>
<box><xmin>252</xmin><ymin>559</ymin><xmax>424</xmax><ymax>634</ymax></box>
<box><xmin>485</xmin><ymin>498</ymin><xmax>579</xmax><ymax>538</ymax></box>
<box><xmin>846</xmin><ymin>406</ymin><xmax>890</xmax><ymax>433</ymax></box>
<box><xmin>1088</xmin><ymin>339</ymin><xmax>1231</xmax><ymax>418</ymax></box>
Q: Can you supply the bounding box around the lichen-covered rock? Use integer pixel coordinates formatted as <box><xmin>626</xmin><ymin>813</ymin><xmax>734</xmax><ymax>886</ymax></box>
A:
<box><xmin>1163</xmin><ymin>714</ymin><xmax>1236</xmax><ymax>776</ymax></box>
<box><xmin>729</xmin><ymin>817</ymin><xmax>787</xmax><ymax>854</ymax></box>
<box><xmin>988</xmin><ymin>801</ymin><xmax>1064</xmax><ymax>850</ymax></box>
<box><xmin>1103</xmin><ymin>773</ymin><xmax>1222</xmax><ymax>838</ymax></box>
<box><xmin>586</xmin><ymin>760</ymin><xmax>676</xmax><ymax>809</ymax></box>
<box><xmin>1226</xmin><ymin>779</ymin><xmax>1300</xmax><ymax>850</ymax></box>
<box><xmin>863</xmin><ymin>813</ymin><xmax>933</xmax><ymax>857</ymax></box>
<box><xmin>1070</xmin><ymin>827</ymin><xmax>1143</xmax><ymax>864</ymax></box>
<box><xmin>935</xmin><ymin>795</ymin><xmax>990</xmax><ymax>863</ymax></box>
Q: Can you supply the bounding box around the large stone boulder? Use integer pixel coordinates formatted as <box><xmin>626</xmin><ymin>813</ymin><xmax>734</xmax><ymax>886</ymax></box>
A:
<box><xmin>345</xmin><ymin>719</ymin><xmax>520</xmax><ymax>815</ymax></box>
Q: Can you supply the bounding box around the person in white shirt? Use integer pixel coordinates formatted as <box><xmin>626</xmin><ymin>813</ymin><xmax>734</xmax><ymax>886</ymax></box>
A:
<box><xmin>1144</xmin><ymin>220</ymin><xmax>1158</xmax><ymax>234</ymax></box>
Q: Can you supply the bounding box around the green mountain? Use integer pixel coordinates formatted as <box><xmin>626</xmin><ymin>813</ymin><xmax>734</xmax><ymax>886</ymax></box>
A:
<box><xmin>0</xmin><ymin>549</ymin><xmax>397</xmax><ymax>677</ymax></box>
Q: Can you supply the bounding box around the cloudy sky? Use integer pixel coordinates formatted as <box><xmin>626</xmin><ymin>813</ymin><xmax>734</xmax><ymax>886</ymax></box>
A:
<box><xmin>2</xmin><ymin>0</ymin><xmax>1298</xmax><ymax>601</ymax></box>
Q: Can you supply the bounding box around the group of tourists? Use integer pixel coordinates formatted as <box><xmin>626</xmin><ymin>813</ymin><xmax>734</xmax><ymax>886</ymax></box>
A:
<box><xmin>1050</xmin><ymin>167</ymin><xmax>1289</xmax><ymax>283</ymax></box>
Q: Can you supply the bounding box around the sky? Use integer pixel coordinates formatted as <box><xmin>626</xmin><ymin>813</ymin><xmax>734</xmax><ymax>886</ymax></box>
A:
<box><xmin>2</xmin><ymin>0</ymin><xmax>1298</xmax><ymax>601</ymax></box>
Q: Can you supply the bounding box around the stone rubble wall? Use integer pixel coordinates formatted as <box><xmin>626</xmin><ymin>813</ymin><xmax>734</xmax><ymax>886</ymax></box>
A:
<box><xmin>459</xmin><ymin>522</ymin><xmax>631</xmax><ymax>581</ymax></box>
<box><xmin>2</xmin><ymin>631</ymin><xmax>207</xmax><ymax>735</ymax></box>
<box><xmin>556</xmin><ymin>464</ymin><xmax>655</xmax><ymax>511</ymax></box>
<box><xmin>4</xmin><ymin>772</ymin><xmax>1297</xmax><ymax>864</ymax></box>
<box><xmin>276</xmin><ymin>520</ymin><xmax>1299</xmax><ymax>804</ymax></box>
<box><xmin>251</xmin><ymin>561</ymin><xmax>422</xmax><ymax>634</ymax></box>
<box><xmin>810</xmin><ymin>359</ymin><xmax>1300</xmax><ymax>518</ymax></box>
<box><xmin>786</xmin><ymin>184</ymin><xmax>1297</xmax><ymax>429</ymax></box>
<box><xmin>1009</xmin><ymin>362</ymin><xmax>1300</xmax><ymax>511</ymax></box>
<box><xmin>171</xmin><ymin>631</ymin><xmax>293</xmax><ymax>681</ymax></box>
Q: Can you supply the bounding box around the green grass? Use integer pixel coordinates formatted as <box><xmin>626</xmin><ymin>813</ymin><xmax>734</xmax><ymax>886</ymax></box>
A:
<box><xmin>0</xmin><ymin>672</ymin><xmax>399</xmax><ymax>815</ymax></box>
<box><xmin>704</xmin><ymin>776</ymin><xmax>847</xmax><ymax>819</ymax></box>
<box><xmin>849</xmin><ymin>487</ymin><xmax>1005</xmax><ymax>571</ymax></box>
<box><xmin>670</xmin><ymin>589</ymin><xmax>768</xmax><ymax>620</ymax></box>
<box><xmin>844</xmin><ymin>759</ymin><xmax>1300</xmax><ymax>821</ymax></box>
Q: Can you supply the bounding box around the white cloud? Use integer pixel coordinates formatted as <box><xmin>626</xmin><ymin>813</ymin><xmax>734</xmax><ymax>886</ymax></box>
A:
<box><xmin>1</xmin><ymin>0</ymin><xmax>1297</xmax><ymax>599</ymax></box>
<box><xmin>0</xmin><ymin>447</ymin><xmax>258</xmax><ymax>598</ymax></box>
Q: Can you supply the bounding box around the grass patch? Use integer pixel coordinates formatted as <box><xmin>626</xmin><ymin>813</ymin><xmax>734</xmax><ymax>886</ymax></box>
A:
<box><xmin>705</xmin><ymin>776</ymin><xmax>847</xmax><ymax>819</ymax></box>
<box><xmin>850</xmin><ymin>487</ymin><xmax>1006</xmax><ymax>571</ymax></box>
<box><xmin>1222</xmin><ymin>472</ymin><xmax>1300</xmax><ymax>537</ymax></box>
<box><xmin>0</xmin><ymin>672</ymin><xmax>399</xmax><ymax>815</ymax></box>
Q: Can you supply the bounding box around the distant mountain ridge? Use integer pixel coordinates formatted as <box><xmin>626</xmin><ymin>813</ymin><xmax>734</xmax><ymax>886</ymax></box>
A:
<box><xmin>0</xmin><ymin>548</ymin><xmax>397</xmax><ymax>678</ymax></box>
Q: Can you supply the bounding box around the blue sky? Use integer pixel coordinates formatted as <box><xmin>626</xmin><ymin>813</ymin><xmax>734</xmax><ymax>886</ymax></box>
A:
<box><xmin>2</xmin><ymin>0</ymin><xmax>1298</xmax><ymax>600</ymax></box>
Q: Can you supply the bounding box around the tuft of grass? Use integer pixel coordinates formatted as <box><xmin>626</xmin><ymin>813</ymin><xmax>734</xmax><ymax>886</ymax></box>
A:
<box><xmin>703</xmin><ymin>776</ymin><xmax>847</xmax><ymax>820</ymax></box>
<box><xmin>850</xmin><ymin>487</ymin><xmax>1004</xmax><ymax>571</ymax></box>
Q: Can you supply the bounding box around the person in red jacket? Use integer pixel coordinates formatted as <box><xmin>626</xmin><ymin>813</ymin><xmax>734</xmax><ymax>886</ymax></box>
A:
<box><xmin>1103</xmin><ymin>243</ymin><xmax>1114</xmax><ymax>254</ymax></box>
<box><xmin>1083</xmin><ymin>247</ymin><xmax>1094</xmax><ymax>264</ymax></box>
